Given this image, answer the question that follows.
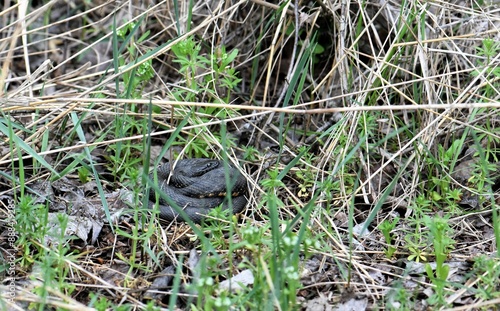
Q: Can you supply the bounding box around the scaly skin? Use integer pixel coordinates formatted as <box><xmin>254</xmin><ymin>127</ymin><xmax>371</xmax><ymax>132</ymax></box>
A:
<box><xmin>149</xmin><ymin>159</ymin><xmax>248</xmax><ymax>223</ymax></box>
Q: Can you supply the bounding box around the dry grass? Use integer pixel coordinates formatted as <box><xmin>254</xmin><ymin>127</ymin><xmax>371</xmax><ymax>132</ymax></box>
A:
<box><xmin>1</xmin><ymin>0</ymin><xmax>500</xmax><ymax>310</ymax></box>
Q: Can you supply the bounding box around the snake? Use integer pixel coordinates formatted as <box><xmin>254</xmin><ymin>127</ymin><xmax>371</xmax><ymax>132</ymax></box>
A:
<box><xmin>148</xmin><ymin>158</ymin><xmax>248</xmax><ymax>223</ymax></box>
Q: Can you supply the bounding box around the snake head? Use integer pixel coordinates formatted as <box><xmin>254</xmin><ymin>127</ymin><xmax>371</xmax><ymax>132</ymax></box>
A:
<box><xmin>175</xmin><ymin>158</ymin><xmax>221</xmax><ymax>177</ymax></box>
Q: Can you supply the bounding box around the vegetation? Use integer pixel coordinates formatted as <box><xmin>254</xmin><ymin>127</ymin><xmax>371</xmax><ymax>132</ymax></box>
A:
<box><xmin>0</xmin><ymin>0</ymin><xmax>499</xmax><ymax>310</ymax></box>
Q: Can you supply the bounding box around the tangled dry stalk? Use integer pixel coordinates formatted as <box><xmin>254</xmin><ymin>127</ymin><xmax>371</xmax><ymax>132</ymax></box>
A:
<box><xmin>1</xmin><ymin>0</ymin><xmax>500</xmax><ymax>310</ymax></box>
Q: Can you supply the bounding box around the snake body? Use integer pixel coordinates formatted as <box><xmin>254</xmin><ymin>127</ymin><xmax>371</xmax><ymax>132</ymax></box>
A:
<box><xmin>149</xmin><ymin>158</ymin><xmax>248</xmax><ymax>223</ymax></box>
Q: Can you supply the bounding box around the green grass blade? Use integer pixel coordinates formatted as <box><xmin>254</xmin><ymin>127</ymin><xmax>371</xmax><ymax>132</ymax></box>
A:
<box><xmin>0</xmin><ymin>116</ymin><xmax>60</xmax><ymax>178</ymax></box>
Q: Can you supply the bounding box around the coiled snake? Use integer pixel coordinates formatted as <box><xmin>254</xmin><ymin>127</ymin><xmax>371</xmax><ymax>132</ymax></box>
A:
<box><xmin>149</xmin><ymin>158</ymin><xmax>248</xmax><ymax>223</ymax></box>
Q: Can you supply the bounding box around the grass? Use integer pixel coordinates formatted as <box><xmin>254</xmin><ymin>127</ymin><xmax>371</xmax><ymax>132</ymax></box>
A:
<box><xmin>1</xmin><ymin>0</ymin><xmax>500</xmax><ymax>310</ymax></box>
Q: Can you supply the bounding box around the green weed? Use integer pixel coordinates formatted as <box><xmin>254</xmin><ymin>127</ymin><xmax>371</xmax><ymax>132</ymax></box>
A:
<box><xmin>470</xmin><ymin>255</ymin><xmax>500</xmax><ymax>299</ymax></box>
<box><xmin>423</xmin><ymin>215</ymin><xmax>455</xmax><ymax>307</ymax></box>
<box><xmin>379</xmin><ymin>217</ymin><xmax>399</xmax><ymax>258</ymax></box>
<box><xmin>472</xmin><ymin>38</ymin><xmax>500</xmax><ymax>98</ymax></box>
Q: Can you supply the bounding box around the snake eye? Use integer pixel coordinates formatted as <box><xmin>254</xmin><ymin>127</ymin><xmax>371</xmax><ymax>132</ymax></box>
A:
<box><xmin>203</xmin><ymin>161</ymin><xmax>218</xmax><ymax>169</ymax></box>
<box><xmin>192</xmin><ymin>159</ymin><xmax>220</xmax><ymax>176</ymax></box>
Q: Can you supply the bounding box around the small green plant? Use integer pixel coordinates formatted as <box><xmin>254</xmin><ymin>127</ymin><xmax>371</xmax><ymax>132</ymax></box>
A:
<box><xmin>167</xmin><ymin>36</ymin><xmax>242</xmax><ymax>158</ymax></box>
<box><xmin>468</xmin><ymin>159</ymin><xmax>497</xmax><ymax>195</ymax></box>
<box><xmin>38</xmin><ymin>215</ymin><xmax>76</xmax><ymax>297</ymax></box>
<box><xmin>405</xmin><ymin>195</ymin><xmax>431</xmax><ymax>263</ymax></box>
<box><xmin>405</xmin><ymin>235</ymin><xmax>428</xmax><ymax>263</ymax></box>
<box><xmin>171</xmin><ymin>36</ymin><xmax>241</xmax><ymax>107</ymax></box>
<box><xmin>295</xmin><ymin>169</ymin><xmax>315</xmax><ymax>199</ymax></box>
<box><xmin>293</xmin><ymin>151</ymin><xmax>321</xmax><ymax>199</ymax></box>
<box><xmin>470</xmin><ymin>255</ymin><xmax>500</xmax><ymax>299</ymax></box>
<box><xmin>386</xmin><ymin>281</ymin><xmax>416</xmax><ymax>311</ymax></box>
<box><xmin>88</xmin><ymin>293</ymin><xmax>114</xmax><ymax>311</ymax></box>
<box><xmin>184</xmin><ymin>249</ymin><xmax>240</xmax><ymax>310</ymax></box>
<box><xmin>77</xmin><ymin>166</ymin><xmax>91</xmax><ymax>183</ymax></box>
<box><xmin>106</xmin><ymin>141</ymin><xmax>143</xmax><ymax>183</ymax></box>
<box><xmin>260</xmin><ymin>169</ymin><xmax>286</xmax><ymax>206</ymax></box>
<box><xmin>114</xmin><ymin>164</ymin><xmax>155</xmax><ymax>276</ymax></box>
<box><xmin>242</xmin><ymin>145</ymin><xmax>260</xmax><ymax>162</ymax></box>
<box><xmin>422</xmin><ymin>142</ymin><xmax>465</xmax><ymax>214</ymax></box>
<box><xmin>116</xmin><ymin>21</ymin><xmax>154</xmax><ymax>100</ymax></box>
<box><xmin>358</xmin><ymin>111</ymin><xmax>380</xmax><ymax>138</ymax></box>
<box><xmin>379</xmin><ymin>217</ymin><xmax>399</xmax><ymax>258</ymax></box>
<box><xmin>15</xmin><ymin>196</ymin><xmax>47</xmax><ymax>267</ymax></box>
<box><xmin>104</xmin><ymin>20</ymin><xmax>154</xmax><ymax>181</ymax></box>
<box><xmin>423</xmin><ymin>215</ymin><xmax>455</xmax><ymax>306</ymax></box>
<box><xmin>89</xmin><ymin>292</ymin><xmax>153</xmax><ymax>311</ymax></box>
<box><xmin>413</xmin><ymin>194</ymin><xmax>432</xmax><ymax>214</ymax></box>
<box><xmin>428</xmin><ymin>175</ymin><xmax>461</xmax><ymax>213</ymax></box>
<box><xmin>15</xmin><ymin>204</ymin><xmax>77</xmax><ymax>310</ymax></box>
<box><xmin>202</xmin><ymin>207</ymin><xmax>238</xmax><ymax>249</ymax></box>
<box><xmin>471</xmin><ymin>38</ymin><xmax>500</xmax><ymax>98</ymax></box>
<box><xmin>171</xmin><ymin>131</ymin><xmax>237</xmax><ymax>159</ymax></box>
